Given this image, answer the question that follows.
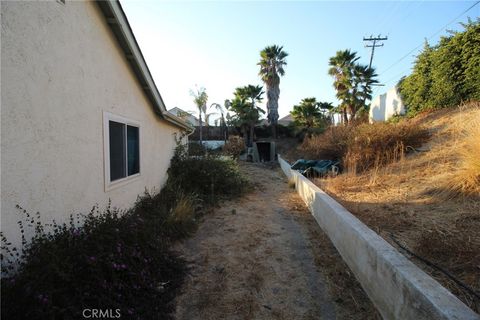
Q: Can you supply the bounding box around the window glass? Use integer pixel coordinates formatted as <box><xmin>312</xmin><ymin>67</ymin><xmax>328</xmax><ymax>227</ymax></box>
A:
<box><xmin>109</xmin><ymin>121</ymin><xmax>126</xmax><ymax>181</ymax></box>
<box><xmin>127</xmin><ymin>125</ymin><xmax>139</xmax><ymax>176</ymax></box>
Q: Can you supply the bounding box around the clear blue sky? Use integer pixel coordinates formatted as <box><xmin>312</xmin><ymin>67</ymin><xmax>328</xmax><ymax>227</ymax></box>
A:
<box><xmin>121</xmin><ymin>0</ymin><xmax>479</xmax><ymax>120</ymax></box>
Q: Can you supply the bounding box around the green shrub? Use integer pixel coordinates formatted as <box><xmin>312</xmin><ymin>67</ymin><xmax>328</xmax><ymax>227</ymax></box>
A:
<box><xmin>1</xmin><ymin>192</ymin><xmax>191</xmax><ymax>320</ymax></box>
<box><xmin>188</xmin><ymin>141</ymin><xmax>206</xmax><ymax>156</ymax></box>
<box><xmin>1</xmin><ymin>136</ymin><xmax>248</xmax><ymax>320</ymax></box>
<box><xmin>166</xmin><ymin>147</ymin><xmax>248</xmax><ymax>205</ymax></box>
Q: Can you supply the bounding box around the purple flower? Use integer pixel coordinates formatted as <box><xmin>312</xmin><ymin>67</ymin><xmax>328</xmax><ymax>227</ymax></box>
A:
<box><xmin>88</xmin><ymin>256</ymin><xmax>96</xmax><ymax>262</ymax></box>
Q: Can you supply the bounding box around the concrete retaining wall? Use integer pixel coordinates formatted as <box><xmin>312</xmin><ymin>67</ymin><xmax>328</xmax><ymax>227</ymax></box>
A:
<box><xmin>278</xmin><ymin>156</ymin><xmax>479</xmax><ymax>320</ymax></box>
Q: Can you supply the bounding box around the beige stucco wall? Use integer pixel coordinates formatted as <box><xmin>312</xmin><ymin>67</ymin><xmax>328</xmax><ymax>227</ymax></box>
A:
<box><xmin>1</xmin><ymin>1</ymin><xmax>181</xmax><ymax>248</ymax></box>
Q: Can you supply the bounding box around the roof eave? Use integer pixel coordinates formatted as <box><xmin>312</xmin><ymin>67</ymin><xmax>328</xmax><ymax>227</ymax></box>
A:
<box><xmin>96</xmin><ymin>0</ymin><xmax>191</xmax><ymax>131</ymax></box>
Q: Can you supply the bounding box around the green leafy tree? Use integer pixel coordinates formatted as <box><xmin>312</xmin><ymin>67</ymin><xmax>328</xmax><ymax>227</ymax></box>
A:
<box><xmin>258</xmin><ymin>45</ymin><xmax>288</xmax><ymax>138</ymax></box>
<box><xmin>399</xmin><ymin>19</ymin><xmax>480</xmax><ymax>115</ymax></box>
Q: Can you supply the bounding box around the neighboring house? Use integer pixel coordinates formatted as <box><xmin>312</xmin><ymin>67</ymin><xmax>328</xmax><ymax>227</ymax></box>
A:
<box><xmin>369</xmin><ymin>86</ymin><xmax>405</xmax><ymax>122</ymax></box>
<box><xmin>278</xmin><ymin>114</ymin><xmax>294</xmax><ymax>126</ymax></box>
<box><xmin>1</xmin><ymin>0</ymin><xmax>190</xmax><ymax>248</ymax></box>
<box><xmin>168</xmin><ymin>107</ymin><xmax>202</xmax><ymax>126</ymax></box>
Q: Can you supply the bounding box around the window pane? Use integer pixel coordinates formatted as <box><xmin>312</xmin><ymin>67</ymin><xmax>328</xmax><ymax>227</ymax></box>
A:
<box><xmin>109</xmin><ymin>121</ymin><xmax>126</xmax><ymax>181</ymax></box>
<box><xmin>127</xmin><ymin>125</ymin><xmax>139</xmax><ymax>176</ymax></box>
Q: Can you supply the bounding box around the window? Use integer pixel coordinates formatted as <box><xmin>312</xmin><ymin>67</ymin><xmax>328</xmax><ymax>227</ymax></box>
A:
<box><xmin>104</xmin><ymin>112</ymin><xmax>140</xmax><ymax>189</ymax></box>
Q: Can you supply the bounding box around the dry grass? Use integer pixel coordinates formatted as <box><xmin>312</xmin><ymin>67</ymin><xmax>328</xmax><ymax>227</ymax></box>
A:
<box><xmin>440</xmin><ymin>105</ymin><xmax>480</xmax><ymax>197</ymax></box>
<box><xmin>166</xmin><ymin>193</ymin><xmax>198</xmax><ymax>236</ymax></box>
<box><xmin>288</xmin><ymin>177</ymin><xmax>296</xmax><ymax>189</ymax></box>
<box><xmin>301</xmin><ymin>121</ymin><xmax>430</xmax><ymax>174</ymax></box>
<box><xmin>314</xmin><ymin>102</ymin><xmax>480</xmax><ymax>312</ymax></box>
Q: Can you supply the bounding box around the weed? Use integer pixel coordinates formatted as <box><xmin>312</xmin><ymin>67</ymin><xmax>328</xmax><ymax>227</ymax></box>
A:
<box><xmin>301</xmin><ymin>121</ymin><xmax>430</xmax><ymax>174</ymax></box>
<box><xmin>288</xmin><ymin>177</ymin><xmax>296</xmax><ymax>189</ymax></box>
<box><xmin>223</xmin><ymin>136</ymin><xmax>245</xmax><ymax>159</ymax></box>
<box><xmin>441</xmin><ymin>107</ymin><xmax>480</xmax><ymax>197</ymax></box>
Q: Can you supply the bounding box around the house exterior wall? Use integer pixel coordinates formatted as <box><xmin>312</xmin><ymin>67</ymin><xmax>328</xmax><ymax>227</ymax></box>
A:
<box><xmin>369</xmin><ymin>86</ymin><xmax>405</xmax><ymax>122</ymax></box>
<box><xmin>1</xmin><ymin>1</ymin><xmax>181</xmax><ymax>248</ymax></box>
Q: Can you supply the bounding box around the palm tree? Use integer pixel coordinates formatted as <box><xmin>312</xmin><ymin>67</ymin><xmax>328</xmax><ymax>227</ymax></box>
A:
<box><xmin>328</xmin><ymin>50</ymin><xmax>378</xmax><ymax>124</ymax></box>
<box><xmin>190</xmin><ymin>87</ymin><xmax>208</xmax><ymax>145</ymax></box>
<box><xmin>227</xmin><ymin>86</ymin><xmax>265</xmax><ymax>147</ymax></box>
<box><xmin>211</xmin><ymin>102</ymin><xmax>227</xmax><ymax>142</ymax></box>
<box><xmin>318</xmin><ymin>102</ymin><xmax>335</xmax><ymax>124</ymax></box>
<box><xmin>258</xmin><ymin>45</ymin><xmax>288</xmax><ymax>138</ymax></box>
<box><xmin>328</xmin><ymin>50</ymin><xmax>358</xmax><ymax>124</ymax></box>
<box><xmin>235</xmin><ymin>85</ymin><xmax>264</xmax><ymax>145</ymax></box>
<box><xmin>291</xmin><ymin>98</ymin><xmax>322</xmax><ymax>129</ymax></box>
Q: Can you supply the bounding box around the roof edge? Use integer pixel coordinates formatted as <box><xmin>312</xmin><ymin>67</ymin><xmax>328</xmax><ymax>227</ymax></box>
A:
<box><xmin>96</xmin><ymin>0</ymin><xmax>191</xmax><ymax>131</ymax></box>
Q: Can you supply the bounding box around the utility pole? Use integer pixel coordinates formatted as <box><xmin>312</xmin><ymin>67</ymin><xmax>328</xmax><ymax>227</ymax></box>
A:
<box><xmin>363</xmin><ymin>35</ymin><xmax>388</xmax><ymax>69</ymax></box>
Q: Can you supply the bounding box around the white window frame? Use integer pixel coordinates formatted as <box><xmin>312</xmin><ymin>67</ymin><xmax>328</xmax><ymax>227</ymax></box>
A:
<box><xmin>103</xmin><ymin>112</ymin><xmax>141</xmax><ymax>191</ymax></box>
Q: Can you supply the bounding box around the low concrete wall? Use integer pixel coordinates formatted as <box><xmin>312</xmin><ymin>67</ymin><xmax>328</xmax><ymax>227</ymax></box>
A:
<box><xmin>278</xmin><ymin>156</ymin><xmax>479</xmax><ymax>320</ymax></box>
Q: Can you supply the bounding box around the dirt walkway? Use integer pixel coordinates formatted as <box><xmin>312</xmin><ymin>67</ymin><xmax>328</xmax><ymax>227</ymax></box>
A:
<box><xmin>174</xmin><ymin>162</ymin><xmax>378</xmax><ymax>320</ymax></box>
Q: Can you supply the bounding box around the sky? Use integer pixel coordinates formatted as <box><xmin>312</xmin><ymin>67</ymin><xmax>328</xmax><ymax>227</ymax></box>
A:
<box><xmin>121</xmin><ymin>0</ymin><xmax>480</xmax><ymax>121</ymax></box>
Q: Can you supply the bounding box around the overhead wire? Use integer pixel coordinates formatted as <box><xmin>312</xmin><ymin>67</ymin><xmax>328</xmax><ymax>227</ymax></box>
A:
<box><xmin>379</xmin><ymin>1</ymin><xmax>480</xmax><ymax>77</ymax></box>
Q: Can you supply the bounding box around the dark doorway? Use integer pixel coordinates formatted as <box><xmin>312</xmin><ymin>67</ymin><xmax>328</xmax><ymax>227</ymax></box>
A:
<box><xmin>256</xmin><ymin>142</ymin><xmax>271</xmax><ymax>162</ymax></box>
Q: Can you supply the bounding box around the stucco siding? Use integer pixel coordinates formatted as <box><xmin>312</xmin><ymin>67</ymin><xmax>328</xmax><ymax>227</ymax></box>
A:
<box><xmin>1</xmin><ymin>1</ymin><xmax>180</xmax><ymax>248</ymax></box>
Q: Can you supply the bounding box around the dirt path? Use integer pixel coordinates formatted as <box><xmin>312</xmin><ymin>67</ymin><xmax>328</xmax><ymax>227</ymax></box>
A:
<box><xmin>174</xmin><ymin>162</ymin><xmax>378</xmax><ymax>320</ymax></box>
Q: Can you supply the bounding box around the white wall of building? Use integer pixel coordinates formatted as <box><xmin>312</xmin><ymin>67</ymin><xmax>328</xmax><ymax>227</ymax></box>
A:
<box><xmin>1</xmin><ymin>1</ymin><xmax>181</xmax><ymax>248</ymax></box>
<box><xmin>369</xmin><ymin>86</ymin><xmax>405</xmax><ymax>122</ymax></box>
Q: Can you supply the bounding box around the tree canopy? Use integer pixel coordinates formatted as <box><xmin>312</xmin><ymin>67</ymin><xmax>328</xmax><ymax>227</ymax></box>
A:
<box><xmin>398</xmin><ymin>19</ymin><xmax>480</xmax><ymax>116</ymax></box>
<box><xmin>291</xmin><ymin>97</ymin><xmax>331</xmax><ymax>129</ymax></box>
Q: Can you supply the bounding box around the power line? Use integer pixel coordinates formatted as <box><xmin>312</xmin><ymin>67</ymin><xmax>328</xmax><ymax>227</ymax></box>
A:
<box><xmin>379</xmin><ymin>1</ymin><xmax>480</xmax><ymax>76</ymax></box>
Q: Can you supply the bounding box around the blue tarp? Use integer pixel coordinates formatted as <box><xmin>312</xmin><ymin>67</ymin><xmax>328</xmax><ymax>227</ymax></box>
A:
<box><xmin>291</xmin><ymin>159</ymin><xmax>340</xmax><ymax>177</ymax></box>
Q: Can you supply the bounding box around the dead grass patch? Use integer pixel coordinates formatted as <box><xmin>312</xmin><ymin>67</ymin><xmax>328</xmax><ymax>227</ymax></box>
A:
<box><xmin>314</xmin><ymin>103</ymin><xmax>480</xmax><ymax>312</ymax></box>
<box><xmin>301</xmin><ymin>121</ymin><xmax>430</xmax><ymax>174</ymax></box>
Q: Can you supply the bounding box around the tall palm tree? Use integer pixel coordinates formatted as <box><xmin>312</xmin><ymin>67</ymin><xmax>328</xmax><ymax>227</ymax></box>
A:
<box><xmin>328</xmin><ymin>50</ymin><xmax>378</xmax><ymax>124</ymax></box>
<box><xmin>258</xmin><ymin>45</ymin><xmax>288</xmax><ymax>138</ymax></box>
<box><xmin>328</xmin><ymin>50</ymin><xmax>358</xmax><ymax>124</ymax></box>
<box><xmin>190</xmin><ymin>87</ymin><xmax>208</xmax><ymax>145</ymax></box>
<box><xmin>211</xmin><ymin>102</ymin><xmax>227</xmax><ymax>142</ymax></box>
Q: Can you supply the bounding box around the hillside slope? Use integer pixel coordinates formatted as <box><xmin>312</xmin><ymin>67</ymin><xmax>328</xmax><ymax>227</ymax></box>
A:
<box><xmin>315</xmin><ymin>103</ymin><xmax>480</xmax><ymax>313</ymax></box>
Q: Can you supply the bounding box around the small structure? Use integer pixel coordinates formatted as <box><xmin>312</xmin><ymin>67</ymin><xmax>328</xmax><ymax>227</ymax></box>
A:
<box><xmin>168</xmin><ymin>107</ymin><xmax>202</xmax><ymax>126</ymax></box>
<box><xmin>251</xmin><ymin>141</ymin><xmax>276</xmax><ymax>162</ymax></box>
<box><xmin>278</xmin><ymin>114</ymin><xmax>294</xmax><ymax>126</ymax></box>
<box><xmin>369</xmin><ymin>86</ymin><xmax>405</xmax><ymax>122</ymax></box>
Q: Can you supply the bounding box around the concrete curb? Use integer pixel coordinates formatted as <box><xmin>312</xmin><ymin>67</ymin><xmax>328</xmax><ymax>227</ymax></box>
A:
<box><xmin>278</xmin><ymin>155</ymin><xmax>479</xmax><ymax>320</ymax></box>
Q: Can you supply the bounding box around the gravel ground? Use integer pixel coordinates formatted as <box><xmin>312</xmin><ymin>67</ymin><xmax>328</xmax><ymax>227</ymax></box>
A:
<box><xmin>174</xmin><ymin>162</ymin><xmax>378</xmax><ymax>320</ymax></box>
